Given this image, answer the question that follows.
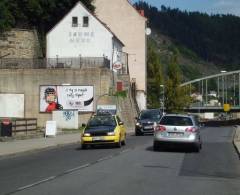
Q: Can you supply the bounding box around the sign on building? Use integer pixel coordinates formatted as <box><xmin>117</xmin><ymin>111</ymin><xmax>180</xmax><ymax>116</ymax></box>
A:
<box><xmin>0</xmin><ymin>94</ymin><xmax>24</xmax><ymax>118</ymax></box>
<box><xmin>40</xmin><ymin>85</ymin><xmax>94</xmax><ymax>113</ymax></box>
<box><xmin>97</xmin><ymin>105</ymin><xmax>117</xmax><ymax>115</ymax></box>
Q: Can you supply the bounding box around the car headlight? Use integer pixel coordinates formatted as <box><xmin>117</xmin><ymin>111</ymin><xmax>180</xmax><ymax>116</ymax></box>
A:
<box><xmin>107</xmin><ymin>132</ymin><xmax>115</xmax><ymax>136</ymax></box>
<box><xmin>83</xmin><ymin>133</ymin><xmax>91</xmax><ymax>137</ymax></box>
<box><xmin>136</xmin><ymin>122</ymin><xmax>142</xmax><ymax>127</ymax></box>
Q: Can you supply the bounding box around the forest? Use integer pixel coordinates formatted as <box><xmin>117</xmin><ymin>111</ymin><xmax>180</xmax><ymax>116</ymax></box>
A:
<box><xmin>135</xmin><ymin>2</ymin><xmax>240</xmax><ymax>70</ymax></box>
<box><xmin>0</xmin><ymin>0</ymin><xmax>94</xmax><ymax>34</ymax></box>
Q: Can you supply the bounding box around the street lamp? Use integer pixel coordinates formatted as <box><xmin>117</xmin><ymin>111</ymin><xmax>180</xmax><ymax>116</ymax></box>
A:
<box><xmin>160</xmin><ymin>85</ymin><xmax>165</xmax><ymax>114</ymax></box>
<box><xmin>220</xmin><ymin>70</ymin><xmax>227</xmax><ymax>104</ymax></box>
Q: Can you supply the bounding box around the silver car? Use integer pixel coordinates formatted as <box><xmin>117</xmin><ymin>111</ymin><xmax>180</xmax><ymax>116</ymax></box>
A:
<box><xmin>153</xmin><ymin>114</ymin><xmax>202</xmax><ymax>152</ymax></box>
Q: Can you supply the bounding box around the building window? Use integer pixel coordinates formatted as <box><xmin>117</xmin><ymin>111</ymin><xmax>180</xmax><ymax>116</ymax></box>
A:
<box><xmin>72</xmin><ymin>17</ymin><xmax>78</xmax><ymax>27</ymax></box>
<box><xmin>83</xmin><ymin>16</ymin><xmax>89</xmax><ymax>27</ymax></box>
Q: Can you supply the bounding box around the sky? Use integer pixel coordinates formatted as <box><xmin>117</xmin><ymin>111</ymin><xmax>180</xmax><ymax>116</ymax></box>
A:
<box><xmin>131</xmin><ymin>0</ymin><xmax>240</xmax><ymax>16</ymax></box>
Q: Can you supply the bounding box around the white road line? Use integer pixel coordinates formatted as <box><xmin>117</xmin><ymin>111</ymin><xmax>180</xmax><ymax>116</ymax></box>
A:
<box><xmin>17</xmin><ymin>176</ymin><xmax>56</xmax><ymax>191</ymax></box>
<box><xmin>96</xmin><ymin>156</ymin><xmax>113</xmax><ymax>162</ymax></box>
<box><xmin>15</xmin><ymin>149</ymin><xmax>132</xmax><ymax>192</ymax></box>
<box><xmin>64</xmin><ymin>163</ymin><xmax>90</xmax><ymax>173</ymax></box>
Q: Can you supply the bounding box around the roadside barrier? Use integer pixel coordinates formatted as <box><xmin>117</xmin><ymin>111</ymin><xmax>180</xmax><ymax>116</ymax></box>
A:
<box><xmin>12</xmin><ymin>118</ymin><xmax>37</xmax><ymax>135</ymax></box>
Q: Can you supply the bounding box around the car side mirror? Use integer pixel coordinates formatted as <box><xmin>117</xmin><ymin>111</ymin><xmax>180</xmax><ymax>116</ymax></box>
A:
<box><xmin>119</xmin><ymin>121</ymin><xmax>124</xmax><ymax>126</ymax></box>
<box><xmin>82</xmin><ymin>123</ymin><xmax>86</xmax><ymax>127</ymax></box>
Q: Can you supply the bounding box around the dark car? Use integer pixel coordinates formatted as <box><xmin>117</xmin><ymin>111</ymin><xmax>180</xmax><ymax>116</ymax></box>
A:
<box><xmin>135</xmin><ymin>109</ymin><xmax>162</xmax><ymax>136</ymax></box>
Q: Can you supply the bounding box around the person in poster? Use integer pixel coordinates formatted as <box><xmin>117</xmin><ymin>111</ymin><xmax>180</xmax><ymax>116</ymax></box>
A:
<box><xmin>44</xmin><ymin>87</ymin><xmax>63</xmax><ymax>112</ymax></box>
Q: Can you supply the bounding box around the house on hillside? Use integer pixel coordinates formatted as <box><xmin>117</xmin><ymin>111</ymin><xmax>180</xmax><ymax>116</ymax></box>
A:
<box><xmin>94</xmin><ymin>0</ymin><xmax>148</xmax><ymax>110</ymax></box>
<box><xmin>46</xmin><ymin>1</ymin><xmax>124</xmax><ymax>69</ymax></box>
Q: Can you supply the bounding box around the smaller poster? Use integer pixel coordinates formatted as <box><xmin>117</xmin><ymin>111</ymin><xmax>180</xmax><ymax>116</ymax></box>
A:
<box><xmin>97</xmin><ymin>105</ymin><xmax>117</xmax><ymax>115</ymax></box>
<box><xmin>45</xmin><ymin>121</ymin><xmax>57</xmax><ymax>137</ymax></box>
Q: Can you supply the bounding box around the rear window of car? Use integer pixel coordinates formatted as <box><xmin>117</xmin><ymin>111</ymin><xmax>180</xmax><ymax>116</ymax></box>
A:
<box><xmin>160</xmin><ymin>116</ymin><xmax>193</xmax><ymax>126</ymax></box>
<box><xmin>139</xmin><ymin>110</ymin><xmax>161</xmax><ymax>120</ymax></box>
<box><xmin>88</xmin><ymin>115</ymin><xmax>116</xmax><ymax>127</ymax></box>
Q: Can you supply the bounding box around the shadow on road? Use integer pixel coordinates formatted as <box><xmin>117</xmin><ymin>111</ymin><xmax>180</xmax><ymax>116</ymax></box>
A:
<box><xmin>146</xmin><ymin>145</ymin><xmax>197</xmax><ymax>153</ymax></box>
<box><xmin>75</xmin><ymin>144</ymin><xmax>121</xmax><ymax>151</ymax></box>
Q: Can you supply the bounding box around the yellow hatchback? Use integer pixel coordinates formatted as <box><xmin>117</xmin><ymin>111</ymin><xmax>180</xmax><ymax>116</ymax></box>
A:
<box><xmin>81</xmin><ymin>113</ymin><xmax>126</xmax><ymax>149</ymax></box>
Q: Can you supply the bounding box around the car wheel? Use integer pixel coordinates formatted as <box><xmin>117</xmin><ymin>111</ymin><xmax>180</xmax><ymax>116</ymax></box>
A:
<box><xmin>153</xmin><ymin>141</ymin><xmax>158</xmax><ymax>151</ymax></box>
<box><xmin>116</xmin><ymin>138</ymin><xmax>122</xmax><ymax>148</ymax></box>
<box><xmin>135</xmin><ymin>130</ymin><xmax>142</xmax><ymax>136</ymax></box>
<box><xmin>81</xmin><ymin>144</ymin><xmax>87</xmax><ymax>150</ymax></box>
<box><xmin>193</xmin><ymin>143</ymin><xmax>201</xmax><ymax>153</ymax></box>
<box><xmin>122</xmin><ymin>138</ymin><xmax>126</xmax><ymax>146</ymax></box>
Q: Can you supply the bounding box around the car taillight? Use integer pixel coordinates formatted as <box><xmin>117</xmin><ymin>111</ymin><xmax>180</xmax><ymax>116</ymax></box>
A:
<box><xmin>185</xmin><ymin>127</ymin><xmax>196</xmax><ymax>132</ymax></box>
<box><xmin>155</xmin><ymin>125</ymin><xmax>166</xmax><ymax>132</ymax></box>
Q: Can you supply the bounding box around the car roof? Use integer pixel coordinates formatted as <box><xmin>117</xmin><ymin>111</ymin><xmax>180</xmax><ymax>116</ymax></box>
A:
<box><xmin>163</xmin><ymin>114</ymin><xmax>194</xmax><ymax>118</ymax></box>
<box><xmin>140</xmin><ymin>109</ymin><xmax>161</xmax><ymax>112</ymax></box>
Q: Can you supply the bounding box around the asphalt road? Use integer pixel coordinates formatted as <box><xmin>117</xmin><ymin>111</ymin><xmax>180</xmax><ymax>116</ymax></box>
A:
<box><xmin>0</xmin><ymin>127</ymin><xmax>240</xmax><ymax>195</ymax></box>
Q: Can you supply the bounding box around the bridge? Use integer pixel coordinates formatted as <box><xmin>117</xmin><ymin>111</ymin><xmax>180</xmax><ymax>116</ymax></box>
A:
<box><xmin>180</xmin><ymin>70</ymin><xmax>240</xmax><ymax>113</ymax></box>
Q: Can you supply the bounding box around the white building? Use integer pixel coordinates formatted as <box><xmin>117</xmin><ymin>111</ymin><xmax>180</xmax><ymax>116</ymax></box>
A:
<box><xmin>46</xmin><ymin>1</ymin><xmax>124</xmax><ymax>68</ymax></box>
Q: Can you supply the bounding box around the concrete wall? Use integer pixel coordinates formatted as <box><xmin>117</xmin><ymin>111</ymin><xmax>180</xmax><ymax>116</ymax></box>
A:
<box><xmin>94</xmin><ymin>0</ymin><xmax>147</xmax><ymax>109</ymax></box>
<box><xmin>0</xmin><ymin>29</ymin><xmax>42</xmax><ymax>58</ymax></box>
<box><xmin>0</xmin><ymin>68</ymin><xmax>112</xmax><ymax>127</ymax></box>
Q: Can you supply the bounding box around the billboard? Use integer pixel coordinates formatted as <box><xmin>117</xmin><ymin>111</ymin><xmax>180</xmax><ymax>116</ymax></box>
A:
<box><xmin>0</xmin><ymin>94</ymin><xmax>24</xmax><ymax>118</ymax></box>
<box><xmin>40</xmin><ymin>85</ymin><xmax>94</xmax><ymax>113</ymax></box>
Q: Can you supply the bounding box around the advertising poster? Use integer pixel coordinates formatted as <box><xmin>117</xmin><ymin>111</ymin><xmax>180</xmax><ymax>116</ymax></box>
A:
<box><xmin>40</xmin><ymin>85</ymin><xmax>94</xmax><ymax>112</ymax></box>
<box><xmin>0</xmin><ymin>94</ymin><xmax>24</xmax><ymax>118</ymax></box>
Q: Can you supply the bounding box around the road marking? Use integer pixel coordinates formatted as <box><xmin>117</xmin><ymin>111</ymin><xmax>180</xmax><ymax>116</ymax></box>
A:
<box><xmin>9</xmin><ymin>148</ymin><xmax>133</xmax><ymax>194</ymax></box>
<box><xmin>17</xmin><ymin>176</ymin><xmax>56</xmax><ymax>190</ymax></box>
<box><xmin>64</xmin><ymin>163</ymin><xmax>90</xmax><ymax>174</ymax></box>
<box><xmin>96</xmin><ymin>155</ymin><xmax>113</xmax><ymax>162</ymax></box>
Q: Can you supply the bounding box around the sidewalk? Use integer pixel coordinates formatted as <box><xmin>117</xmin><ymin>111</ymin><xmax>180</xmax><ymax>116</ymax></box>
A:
<box><xmin>0</xmin><ymin>129</ymin><xmax>134</xmax><ymax>158</ymax></box>
<box><xmin>0</xmin><ymin>133</ymin><xmax>80</xmax><ymax>157</ymax></box>
<box><xmin>233</xmin><ymin>126</ymin><xmax>240</xmax><ymax>157</ymax></box>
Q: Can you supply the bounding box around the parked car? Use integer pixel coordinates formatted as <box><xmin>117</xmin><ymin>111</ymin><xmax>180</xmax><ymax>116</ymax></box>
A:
<box><xmin>81</xmin><ymin>112</ymin><xmax>126</xmax><ymax>149</ymax></box>
<box><xmin>135</xmin><ymin>109</ymin><xmax>162</xmax><ymax>136</ymax></box>
<box><xmin>153</xmin><ymin>114</ymin><xmax>202</xmax><ymax>152</ymax></box>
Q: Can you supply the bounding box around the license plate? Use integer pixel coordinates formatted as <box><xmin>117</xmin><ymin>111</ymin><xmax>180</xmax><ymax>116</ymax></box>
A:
<box><xmin>168</xmin><ymin>132</ymin><xmax>184</xmax><ymax>137</ymax></box>
<box><xmin>144</xmin><ymin>126</ymin><xmax>153</xmax><ymax>130</ymax></box>
<box><xmin>92</xmin><ymin>137</ymin><xmax>104</xmax><ymax>141</ymax></box>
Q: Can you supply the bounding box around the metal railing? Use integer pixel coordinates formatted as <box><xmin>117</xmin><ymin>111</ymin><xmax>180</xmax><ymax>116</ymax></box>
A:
<box><xmin>0</xmin><ymin>57</ymin><xmax>110</xmax><ymax>69</ymax></box>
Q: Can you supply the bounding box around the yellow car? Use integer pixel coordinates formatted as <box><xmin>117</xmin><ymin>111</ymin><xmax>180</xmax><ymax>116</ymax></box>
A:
<box><xmin>81</xmin><ymin>113</ymin><xmax>126</xmax><ymax>149</ymax></box>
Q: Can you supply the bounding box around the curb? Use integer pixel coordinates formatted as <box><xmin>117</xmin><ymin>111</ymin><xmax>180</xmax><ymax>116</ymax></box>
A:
<box><xmin>233</xmin><ymin>126</ymin><xmax>240</xmax><ymax>158</ymax></box>
<box><xmin>0</xmin><ymin>131</ymin><xmax>135</xmax><ymax>159</ymax></box>
<box><xmin>0</xmin><ymin>141</ymin><xmax>80</xmax><ymax>160</ymax></box>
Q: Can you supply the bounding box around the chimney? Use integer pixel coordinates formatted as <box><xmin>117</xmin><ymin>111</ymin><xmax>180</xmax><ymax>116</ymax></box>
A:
<box><xmin>138</xmin><ymin>10</ymin><xmax>145</xmax><ymax>17</ymax></box>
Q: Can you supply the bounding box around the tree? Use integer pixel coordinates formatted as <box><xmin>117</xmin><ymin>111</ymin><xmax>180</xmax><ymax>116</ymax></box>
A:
<box><xmin>165</xmin><ymin>50</ymin><xmax>192</xmax><ymax>112</ymax></box>
<box><xmin>0</xmin><ymin>0</ymin><xmax>14</xmax><ymax>34</ymax></box>
<box><xmin>147</xmin><ymin>39</ymin><xmax>163</xmax><ymax>108</ymax></box>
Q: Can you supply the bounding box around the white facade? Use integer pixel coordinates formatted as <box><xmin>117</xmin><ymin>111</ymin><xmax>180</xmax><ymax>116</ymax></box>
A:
<box><xmin>46</xmin><ymin>2</ymin><xmax>123</xmax><ymax>68</ymax></box>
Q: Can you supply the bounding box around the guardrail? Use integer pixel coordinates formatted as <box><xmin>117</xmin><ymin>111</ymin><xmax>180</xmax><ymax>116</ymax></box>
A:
<box><xmin>201</xmin><ymin>119</ymin><xmax>240</xmax><ymax>127</ymax></box>
<box><xmin>12</xmin><ymin>118</ymin><xmax>37</xmax><ymax>135</ymax></box>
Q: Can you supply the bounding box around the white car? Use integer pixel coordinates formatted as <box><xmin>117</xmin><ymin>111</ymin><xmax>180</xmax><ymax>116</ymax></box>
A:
<box><xmin>153</xmin><ymin>114</ymin><xmax>202</xmax><ymax>152</ymax></box>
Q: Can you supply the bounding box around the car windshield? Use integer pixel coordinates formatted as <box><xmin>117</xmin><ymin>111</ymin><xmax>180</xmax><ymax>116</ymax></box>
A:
<box><xmin>139</xmin><ymin>110</ymin><xmax>161</xmax><ymax>120</ymax></box>
<box><xmin>160</xmin><ymin>116</ymin><xmax>193</xmax><ymax>126</ymax></box>
<box><xmin>88</xmin><ymin>115</ymin><xmax>116</xmax><ymax>127</ymax></box>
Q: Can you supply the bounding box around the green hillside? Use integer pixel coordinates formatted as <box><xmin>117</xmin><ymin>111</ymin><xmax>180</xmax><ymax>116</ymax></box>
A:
<box><xmin>135</xmin><ymin>2</ymin><xmax>240</xmax><ymax>72</ymax></box>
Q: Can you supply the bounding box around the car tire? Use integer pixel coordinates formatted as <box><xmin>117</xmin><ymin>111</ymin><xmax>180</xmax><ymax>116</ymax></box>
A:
<box><xmin>153</xmin><ymin>141</ymin><xmax>159</xmax><ymax>151</ymax></box>
<box><xmin>116</xmin><ymin>138</ymin><xmax>122</xmax><ymax>148</ymax></box>
<box><xmin>193</xmin><ymin>143</ymin><xmax>201</xmax><ymax>153</ymax></box>
<box><xmin>135</xmin><ymin>130</ymin><xmax>142</xmax><ymax>136</ymax></box>
<box><xmin>122</xmin><ymin>134</ymin><xmax>126</xmax><ymax>146</ymax></box>
<box><xmin>81</xmin><ymin>144</ymin><xmax>87</xmax><ymax>150</ymax></box>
